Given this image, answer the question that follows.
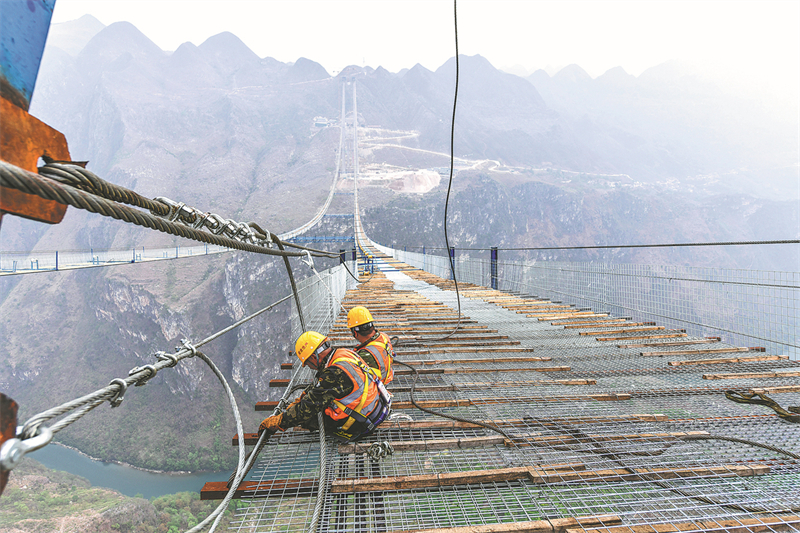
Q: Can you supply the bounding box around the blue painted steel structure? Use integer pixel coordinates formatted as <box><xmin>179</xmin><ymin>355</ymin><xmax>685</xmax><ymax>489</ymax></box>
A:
<box><xmin>0</xmin><ymin>0</ymin><xmax>56</xmax><ymax>110</ymax></box>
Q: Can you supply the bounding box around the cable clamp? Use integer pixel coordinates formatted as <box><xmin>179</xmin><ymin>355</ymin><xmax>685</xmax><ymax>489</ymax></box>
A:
<box><xmin>276</xmin><ymin>398</ymin><xmax>290</xmax><ymax>411</ymax></box>
<box><xmin>108</xmin><ymin>378</ymin><xmax>128</xmax><ymax>407</ymax></box>
<box><xmin>154</xmin><ymin>351</ymin><xmax>178</xmax><ymax>367</ymax></box>
<box><xmin>191</xmin><ymin>211</ymin><xmax>212</xmax><ymax>230</ymax></box>
<box><xmin>152</xmin><ymin>196</ymin><xmax>185</xmax><ymax>222</ymax></box>
<box><xmin>204</xmin><ymin>213</ymin><xmax>226</xmax><ymax>234</ymax></box>
<box><xmin>178</xmin><ymin>338</ymin><xmax>197</xmax><ymax>357</ymax></box>
<box><xmin>129</xmin><ymin>364</ymin><xmax>157</xmax><ymax>386</ymax></box>
<box><xmin>0</xmin><ymin>425</ymin><xmax>53</xmax><ymax>472</ymax></box>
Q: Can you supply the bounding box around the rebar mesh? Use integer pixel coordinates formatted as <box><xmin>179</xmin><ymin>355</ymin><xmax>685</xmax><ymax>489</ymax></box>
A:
<box><xmin>376</xmin><ymin>246</ymin><xmax>800</xmax><ymax>360</ymax></box>
<box><xmin>226</xmin><ymin>249</ymin><xmax>800</xmax><ymax>533</ymax></box>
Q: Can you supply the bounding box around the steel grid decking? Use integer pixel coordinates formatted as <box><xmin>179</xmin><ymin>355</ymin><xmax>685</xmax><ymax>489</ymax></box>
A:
<box><xmin>217</xmin><ymin>253</ymin><xmax>800</xmax><ymax>533</ymax></box>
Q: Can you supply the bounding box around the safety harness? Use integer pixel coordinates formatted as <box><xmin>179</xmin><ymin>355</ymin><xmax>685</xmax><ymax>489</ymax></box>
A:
<box><xmin>356</xmin><ymin>331</ymin><xmax>395</xmax><ymax>384</ymax></box>
<box><xmin>325</xmin><ymin>349</ymin><xmax>392</xmax><ymax>441</ymax></box>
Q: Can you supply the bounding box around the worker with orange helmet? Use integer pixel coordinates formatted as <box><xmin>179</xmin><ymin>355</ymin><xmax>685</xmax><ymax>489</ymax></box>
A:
<box><xmin>347</xmin><ymin>306</ymin><xmax>395</xmax><ymax>384</ymax></box>
<box><xmin>258</xmin><ymin>331</ymin><xmax>391</xmax><ymax>442</ymax></box>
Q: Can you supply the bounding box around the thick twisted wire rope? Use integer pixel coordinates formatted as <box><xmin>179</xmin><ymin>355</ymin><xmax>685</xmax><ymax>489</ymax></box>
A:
<box><xmin>307</xmin><ymin>412</ymin><xmax>328</xmax><ymax>533</ymax></box>
<box><xmin>38</xmin><ymin>161</ymin><xmax>170</xmax><ymax>216</ymax></box>
<box><xmin>0</xmin><ymin>160</ymin><xmax>338</xmax><ymax>260</ymax></box>
<box><xmin>182</xmin><ymin>350</ymin><xmax>245</xmax><ymax>533</ymax></box>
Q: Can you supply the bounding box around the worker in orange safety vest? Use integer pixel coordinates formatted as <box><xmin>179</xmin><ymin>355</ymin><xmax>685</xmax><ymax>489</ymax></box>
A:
<box><xmin>258</xmin><ymin>331</ymin><xmax>391</xmax><ymax>442</ymax></box>
<box><xmin>347</xmin><ymin>306</ymin><xmax>395</xmax><ymax>384</ymax></box>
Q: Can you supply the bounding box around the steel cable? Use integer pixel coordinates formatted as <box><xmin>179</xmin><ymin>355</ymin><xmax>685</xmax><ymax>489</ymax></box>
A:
<box><xmin>0</xmin><ymin>160</ymin><xmax>339</xmax><ymax>260</ymax></box>
<box><xmin>15</xmin><ymin>291</ymin><xmax>294</xmax><ymax>444</ymax></box>
<box><xmin>38</xmin><ymin>160</ymin><xmax>171</xmax><ymax>216</ymax></box>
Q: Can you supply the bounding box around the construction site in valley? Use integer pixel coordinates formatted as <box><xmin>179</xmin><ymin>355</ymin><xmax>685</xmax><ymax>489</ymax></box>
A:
<box><xmin>201</xmin><ymin>243</ymin><xmax>800</xmax><ymax>533</ymax></box>
<box><xmin>2</xmin><ymin>8</ymin><xmax>799</xmax><ymax>531</ymax></box>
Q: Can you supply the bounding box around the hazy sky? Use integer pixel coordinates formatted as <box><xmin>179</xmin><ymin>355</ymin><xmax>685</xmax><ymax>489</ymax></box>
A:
<box><xmin>51</xmin><ymin>0</ymin><xmax>799</xmax><ymax>106</ymax></box>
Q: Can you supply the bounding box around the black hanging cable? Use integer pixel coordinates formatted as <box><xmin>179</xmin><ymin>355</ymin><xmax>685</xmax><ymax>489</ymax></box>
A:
<box><xmin>434</xmin><ymin>0</ymin><xmax>464</xmax><ymax>342</ymax></box>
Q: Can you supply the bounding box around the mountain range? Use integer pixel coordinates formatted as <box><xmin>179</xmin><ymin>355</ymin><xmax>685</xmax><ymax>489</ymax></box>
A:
<box><xmin>0</xmin><ymin>14</ymin><xmax>796</xmax><ymax>472</ymax></box>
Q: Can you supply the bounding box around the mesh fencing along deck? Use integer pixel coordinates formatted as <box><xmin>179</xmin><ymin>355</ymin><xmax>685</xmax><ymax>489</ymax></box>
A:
<box><xmin>214</xmin><ymin>249</ymin><xmax>800</xmax><ymax>533</ymax></box>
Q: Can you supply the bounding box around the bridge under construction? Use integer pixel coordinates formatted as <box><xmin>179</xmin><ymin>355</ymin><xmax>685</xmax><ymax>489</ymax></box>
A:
<box><xmin>199</xmin><ymin>235</ymin><xmax>800</xmax><ymax>533</ymax></box>
<box><xmin>2</xmin><ymin>8</ymin><xmax>799</xmax><ymax>531</ymax></box>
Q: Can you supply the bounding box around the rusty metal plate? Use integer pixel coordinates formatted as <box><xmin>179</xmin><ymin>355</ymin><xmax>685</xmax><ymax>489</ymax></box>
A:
<box><xmin>0</xmin><ymin>95</ymin><xmax>69</xmax><ymax>224</ymax></box>
<box><xmin>0</xmin><ymin>393</ymin><xmax>18</xmax><ymax>495</ymax></box>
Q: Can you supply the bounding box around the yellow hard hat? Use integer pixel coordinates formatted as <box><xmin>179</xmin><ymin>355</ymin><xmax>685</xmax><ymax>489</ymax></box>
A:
<box><xmin>347</xmin><ymin>306</ymin><xmax>374</xmax><ymax>329</ymax></box>
<box><xmin>295</xmin><ymin>331</ymin><xmax>328</xmax><ymax>364</ymax></box>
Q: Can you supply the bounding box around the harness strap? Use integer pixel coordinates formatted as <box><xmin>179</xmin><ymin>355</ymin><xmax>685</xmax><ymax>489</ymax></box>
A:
<box><xmin>330</xmin><ymin>353</ymin><xmax>379</xmax><ymax>431</ymax></box>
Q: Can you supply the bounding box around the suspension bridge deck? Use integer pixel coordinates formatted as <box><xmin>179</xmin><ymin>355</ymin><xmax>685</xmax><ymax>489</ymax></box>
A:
<box><xmin>203</xmin><ymin>249</ymin><xmax>800</xmax><ymax>533</ymax></box>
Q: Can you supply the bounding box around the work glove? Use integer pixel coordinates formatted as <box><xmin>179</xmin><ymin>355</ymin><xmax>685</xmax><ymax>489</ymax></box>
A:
<box><xmin>258</xmin><ymin>413</ymin><xmax>284</xmax><ymax>436</ymax></box>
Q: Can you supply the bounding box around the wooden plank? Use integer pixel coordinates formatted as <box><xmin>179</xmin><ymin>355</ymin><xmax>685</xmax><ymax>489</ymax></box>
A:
<box><xmin>555</xmin><ymin>319</ymin><xmax>627</xmax><ymax>326</ymax></box>
<box><xmin>269</xmin><ymin>379</ymin><xmax>290</xmax><ymax>388</ymax></box>
<box><xmin>641</xmin><ymin>347</ymin><xmax>749</xmax><ymax>357</ymax></box>
<box><xmin>373</xmin><ymin>414</ymin><xmax>667</xmax><ymax>431</ymax></box>
<box><xmin>394</xmin><ymin>515</ymin><xmax>621</xmax><ymax>533</ymax></box>
<box><xmin>200</xmin><ymin>479</ymin><xmax>317</xmax><ymax>500</ymax></box>
<box><xmin>703</xmin><ymin>371</ymin><xmax>800</xmax><ymax>380</ymax></box>
<box><xmin>392</xmin><ymin>515</ymin><xmax>622</xmax><ymax>533</ymax></box>
<box><xmin>455</xmin><ymin>379</ymin><xmax>596</xmax><ymax>387</ymax></box>
<box><xmin>564</xmin><ymin>322</ymin><xmax>642</xmax><ymax>330</ymax></box>
<box><xmin>339</xmin><ymin>436</ymin><xmax>506</xmax><ymax>454</ymax></box>
<box><xmin>395</xmin><ymin>347</ymin><xmax>532</xmax><ymax>355</ymax></box>
<box><xmin>617</xmin><ymin>338</ymin><xmax>720</xmax><ymax>348</ymax></box>
<box><xmin>566</xmin><ymin>514</ymin><xmax>800</xmax><ymax>533</ymax></box>
<box><xmin>389</xmin><ymin>380</ymin><xmax>594</xmax><ymax>393</ymax></box>
<box><xmin>581</xmin><ymin>327</ymin><xmax>664</xmax><ymax>336</ymax></box>
<box><xmin>422</xmin><ymin>340</ymin><xmax>522</xmax><ymax>349</ymax></box>
<box><xmin>332</xmin><ymin>467</ymin><xmax>531</xmax><ymax>493</ymax></box>
<box><xmin>527</xmin><ymin>464</ymin><xmax>768</xmax><ymax>484</ymax></box>
<box><xmin>386</xmin><ymin>393</ymin><xmax>631</xmax><ymax>410</ymax></box>
<box><xmin>401</xmin><ymin>357</ymin><xmax>552</xmax><ymax>365</ymax></box>
<box><xmin>439</xmin><ymin>366</ymin><xmax>571</xmax><ymax>374</ymax></box>
<box><xmin>331</xmin><ymin>464</ymin><xmax>767</xmax><ymax>494</ymax></box>
<box><xmin>668</xmin><ymin>355</ymin><xmax>789</xmax><ymax>366</ymax></box>
<box><xmin>508</xmin><ymin>431</ymin><xmax>708</xmax><ymax>447</ymax></box>
<box><xmin>751</xmin><ymin>384</ymin><xmax>800</xmax><ymax>394</ymax></box>
<box><xmin>596</xmin><ymin>333</ymin><xmax>687</xmax><ymax>341</ymax></box>
<box><xmin>538</xmin><ymin>313</ymin><xmax>609</xmax><ymax>321</ymax></box>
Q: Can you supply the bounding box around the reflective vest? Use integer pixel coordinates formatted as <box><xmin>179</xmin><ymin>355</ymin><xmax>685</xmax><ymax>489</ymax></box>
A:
<box><xmin>324</xmin><ymin>348</ymin><xmax>384</xmax><ymax>432</ymax></box>
<box><xmin>356</xmin><ymin>331</ymin><xmax>395</xmax><ymax>384</ymax></box>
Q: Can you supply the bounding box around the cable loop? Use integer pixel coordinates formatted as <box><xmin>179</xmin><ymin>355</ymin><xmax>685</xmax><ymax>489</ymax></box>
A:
<box><xmin>367</xmin><ymin>441</ymin><xmax>394</xmax><ymax>459</ymax></box>
<box><xmin>179</xmin><ymin>338</ymin><xmax>197</xmax><ymax>357</ymax></box>
<box><xmin>107</xmin><ymin>378</ymin><xmax>128</xmax><ymax>408</ymax></box>
<box><xmin>301</xmin><ymin>250</ymin><xmax>315</xmax><ymax>269</ymax></box>
<box><xmin>154</xmin><ymin>351</ymin><xmax>178</xmax><ymax>367</ymax></box>
<box><xmin>128</xmin><ymin>364</ymin><xmax>157</xmax><ymax>386</ymax></box>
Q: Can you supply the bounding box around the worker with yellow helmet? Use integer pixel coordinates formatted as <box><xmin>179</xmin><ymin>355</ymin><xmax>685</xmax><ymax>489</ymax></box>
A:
<box><xmin>258</xmin><ymin>330</ymin><xmax>391</xmax><ymax>442</ymax></box>
<box><xmin>347</xmin><ymin>306</ymin><xmax>395</xmax><ymax>384</ymax></box>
